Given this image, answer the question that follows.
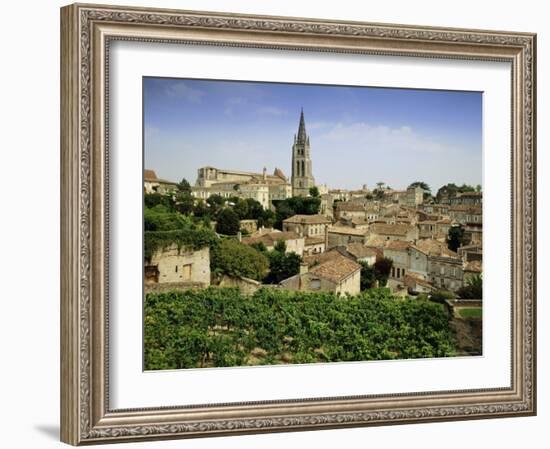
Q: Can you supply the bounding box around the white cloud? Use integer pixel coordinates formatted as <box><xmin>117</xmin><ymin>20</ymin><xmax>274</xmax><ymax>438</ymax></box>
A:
<box><xmin>164</xmin><ymin>81</ymin><xmax>205</xmax><ymax>103</ymax></box>
<box><xmin>320</xmin><ymin>122</ymin><xmax>445</xmax><ymax>154</ymax></box>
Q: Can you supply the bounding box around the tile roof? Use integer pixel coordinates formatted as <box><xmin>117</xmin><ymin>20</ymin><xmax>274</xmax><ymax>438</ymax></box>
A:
<box><xmin>384</xmin><ymin>240</ymin><xmax>410</xmax><ymax>251</ymax></box>
<box><xmin>309</xmin><ymin>253</ymin><xmax>361</xmax><ymax>283</ymax></box>
<box><xmin>413</xmin><ymin>239</ymin><xmax>459</xmax><ymax>258</ymax></box>
<box><xmin>328</xmin><ymin>226</ymin><xmax>368</xmax><ymax>236</ymax></box>
<box><xmin>283</xmin><ymin>214</ymin><xmax>332</xmax><ymax>224</ymax></box>
<box><xmin>242</xmin><ymin>231</ymin><xmax>302</xmax><ymax>247</ymax></box>
<box><xmin>464</xmin><ymin>260</ymin><xmax>482</xmax><ymax>272</ymax></box>
<box><xmin>346</xmin><ymin>243</ymin><xmax>378</xmax><ymax>259</ymax></box>
<box><xmin>370</xmin><ymin>223</ymin><xmax>413</xmax><ymax>236</ymax></box>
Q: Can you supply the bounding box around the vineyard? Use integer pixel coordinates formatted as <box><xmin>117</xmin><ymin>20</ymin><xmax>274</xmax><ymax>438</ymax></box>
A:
<box><xmin>144</xmin><ymin>288</ymin><xmax>457</xmax><ymax>370</ymax></box>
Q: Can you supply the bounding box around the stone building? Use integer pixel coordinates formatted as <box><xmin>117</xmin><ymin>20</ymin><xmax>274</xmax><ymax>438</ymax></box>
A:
<box><xmin>192</xmin><ymin>166</ymin><xmax>291</xmax><ymax>209</ymax></box>
<box><xmin>417</xmin><ymin>218</ymin><xmax>453</xmax><ymax>239</ymax></box>
<box><xmin>291</xmin><ymin>109</ymin><xmax>315</xmax><ymax>197</ymax></box>
<box><xmin>282</xmin><ymin>214</ymin><xmax>330</xmax><ymax>247</ymax></box>
<box><xmin>449</xmin><ymin>191</ymin><xmax>482</xmax><ymax>206</ymax></box>
<box><xmin>280</xmin><ymin>252</ymin><xmax>361</xmax><ymax>295</ymax></box>
<box><xmin>242</xmin><ymin>231</ymin><xmax>305</xmax><ymax>256</ymax></box>
<box><xmin>383</xmin><ymin>240</ymin><xmax>411</xmax><ymax>281</ymax></box>
<box><xmin>369</xmin><ymin>223</ymin><xmax>418</xmax><ymax>242</ymax></box>
<box><xmin>404</xmin><ymin>186</ymin><xmax>424</xmax><ymax>207</ymax></box>
<box><xmin>414</xmin><ymin>239</ymin><xmax>464</xmax><ymax>291</ymax></box>
<box><xmin>345</xmin><ymin>242</ymin><xmax>377</xmax><ymax>265</ymax></box>
<box><xmin>144</xmin><ymin>169</ymin><xmax>178</xmax><ymax>195</ymax></box>
<box><xmin>144</xmin><ymin>244</ymin><xmax>210</xmax><ymax>290</ymax></box>
<box><xmin>327</xmin><ymin>226</ymin><xmax>368</xmax><ymax>247</ymax></box>
<box><xmin>335</xmin><ymin>202</ymin><xmax>366</xmax><ymax>220</ymax></box>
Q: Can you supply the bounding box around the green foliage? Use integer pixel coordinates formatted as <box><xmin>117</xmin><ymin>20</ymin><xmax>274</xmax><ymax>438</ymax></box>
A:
<box><xmin>272</xmin><ymin>196</ymin><xmax>321</xmax><ymax>229</ymax></box>
<box><xmin>436</xmin><ymin>183</ymin><xmax>477</xmax><ymax>202</ymax></box>
<box><xmin>144</xmin><ymin>288</ymin><xmax>457</xmax><ymax>370</ymax></box>
<box><xmin>374</xmin><ymin>257</ymin><xmax>393</xmax><ymax>287</ymax></box>
<box><xmin>447</xmin><ymin>225</ymin><xmax>465</xmax><ymax>252</ymax></box>
<box><xmin>144</xmin><ymin>205</ymin><xmax>191</xmax><ymax>231</ymax></box>
<box><xmin>177</xmin><ymin>178</ymin><xmax>191</xmax><ymax>194</ymax></box>
<box><xmin>144</xmin><ymin>193</ymin><xmax>174</xmax><ymax>210</ymax></box>
<box><xmin>215</xmin><ymin>208</ymin><xmax>241</xmax><ymax>236</ymax></box>
<box><xmin>174</xmin><ymin>191</ymin><xmax>195</xmax><ymax>215</ymax></box>
<box><xmin>210</xmin><ymin>239</ymin><xmax>269</xmax><ymax>281</ymax></box>
<box><xmin>359</xmin><ymin>261</ymin><xmax>377</xmax><ymax>290</ymax></box>
<box><xmin>309</xmin><ymin>186</ymin><xmax>320</xmax><ymax>197</ymax></box>
<box><xmin>264</xmin><ymin>242</ymin><xmax>302</xmax><ymax>284</ymax></box>
<box><xmin>457</xmin><ymin>274</ymin><xmax>483</xmax><ymax>299</ymax></box>
<box><xmin>457</xmin><ymin>307</ymin><xmax>482</xmax><ymax>319</ymax></box>
<box><xmin>408</xmin><ymin>181</ymin><xmax>430</xmax><ymax>193</ymax></box>
<box><xmin>429</xmin><ymin>289</ymin><xmax>455</xmax><ymax>304</ymax></box>
<box><xmin>144</xmin><ymin>228</ymin><xmax>218</xmax><ymax>260</ymax></box>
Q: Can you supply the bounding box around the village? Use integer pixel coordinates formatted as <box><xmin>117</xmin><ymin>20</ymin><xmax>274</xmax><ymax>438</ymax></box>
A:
<box><xmin>143</xmin><ymin>110</ymin><xmax>482</xmax><ymax>308</ymax></box>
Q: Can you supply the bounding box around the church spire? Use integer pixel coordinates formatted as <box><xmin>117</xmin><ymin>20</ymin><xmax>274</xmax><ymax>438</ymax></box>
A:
<box><xmin>296</xmin><ymin>107</ymin><xmax>307</xmax><ymax>143</ymax></box>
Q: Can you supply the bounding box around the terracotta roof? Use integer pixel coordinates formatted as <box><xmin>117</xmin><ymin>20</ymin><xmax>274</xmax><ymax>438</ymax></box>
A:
<box><xmin>413</xmin><ymin>239</ymin><xmax>459</xmax><ymax>259</ymax></box>
<box><xmin>346</xmin><ymin>243</ymin><xmax>378</xmax><ymax>259</ymax></box>
<box><xmin>309</xmin><ymin>253</ymin><xmax>361</xmax><ymax>283</ymax></box>
<box><xmin>242</xmin><ymin>231</ymin><xmax>302</xmax><ymax>247</ymax></box>
<box><xmin>144</xmin><ymin>169</ymin><xmax>158</xmax><ymax>181</ymax></box>
<box><xmin>328</xmin><ymin>226</ymin><xmax>367</xmax><ymax>236</ymax></box>
<box><xmin>404</xmin><ymin>274</ymin><xmax>434</xmax><ymax>289</ymax></box>
<box><xmin>384</xmin><ymin>240</ymin><xmax>410</xmax><ymax>251</ymax></box>
<box><xmin>283</xmin><ymin>214</ymin><xmax>332</xmax><ymax>225</ymax></box>
<box><xmin>273</xmin><ymin>167</ymin><xmax>288</xmax><ymax>181</ymax></box>
<box><xmin>365</xmin><ymin>236</ymin><xmax>386</xmax><ymax>248</ymax></box>
<box><xmin>144</xmin><ymin>169</ymin><xmax>177</xmax><ymax>185</ymax></box>
<box><xmin>464</xmin><ymin>260</ymin><xmax>482</xmax><ymax>273</ymax></box>
<box><xmin>370</xmin><ymin>223</ymin><xmax>414</xmax><ymax>236</ymax></box>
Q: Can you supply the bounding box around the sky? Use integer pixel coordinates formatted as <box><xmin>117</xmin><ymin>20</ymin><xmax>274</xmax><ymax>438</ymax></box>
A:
<box><xmin>143</xmin><ymin>77</ymin><xmax>482</xmax><ymax>192</ymax></box>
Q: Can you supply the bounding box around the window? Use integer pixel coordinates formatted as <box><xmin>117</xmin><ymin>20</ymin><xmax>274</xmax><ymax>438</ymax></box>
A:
<box><xmin>175</xmin><ymin>266</ymin><xmax>178</xmax><ymax>273</ymax></box>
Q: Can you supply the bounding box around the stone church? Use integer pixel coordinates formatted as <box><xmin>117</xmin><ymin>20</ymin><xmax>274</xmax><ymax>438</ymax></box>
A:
<box><xmin>291</xmin><ymin>108</ymin><xmax>315</xmax><ymax>197</ymax></box>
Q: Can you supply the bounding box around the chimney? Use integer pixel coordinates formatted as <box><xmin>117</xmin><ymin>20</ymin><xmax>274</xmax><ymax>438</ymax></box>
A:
<box><xmin>262</xmin><ymin>167</ymin><xmax>267</xmax><ymax>181</ymax></box>
<box><xmin>299</xmin><ymin>263</ymin><xmax>309</xmax><ymax>275</ymax></box>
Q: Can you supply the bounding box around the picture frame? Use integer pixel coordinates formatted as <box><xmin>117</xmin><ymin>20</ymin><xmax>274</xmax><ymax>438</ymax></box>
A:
<box><xmin>60</xmin><ymin>2</ymin><xmax>536</xmax><ymax>445</ymax></box>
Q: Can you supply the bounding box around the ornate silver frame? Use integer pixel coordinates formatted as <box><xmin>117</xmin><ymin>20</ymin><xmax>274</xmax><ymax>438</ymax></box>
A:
<box><xmin>60</xmin><ymin>3</ymin><xmax>536</xmax><ymax>445</ymax></box>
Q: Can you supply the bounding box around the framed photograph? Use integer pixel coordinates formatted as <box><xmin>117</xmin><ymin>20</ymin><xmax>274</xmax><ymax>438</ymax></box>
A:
<box><xmin>60</xmin><ymin>3</ymin><xmax>536</xmax><ymax>445</ymax></box>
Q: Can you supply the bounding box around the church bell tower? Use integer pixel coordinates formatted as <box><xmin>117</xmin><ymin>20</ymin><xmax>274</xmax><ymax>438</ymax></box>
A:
<box><xmin>291</xmin><ymin>108</ymin><xmax>315</xmax><ymax>197</ymax></box>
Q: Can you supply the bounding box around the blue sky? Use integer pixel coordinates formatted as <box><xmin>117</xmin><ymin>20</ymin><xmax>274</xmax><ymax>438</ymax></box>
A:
<box><xmin>144</xmin><ymin>77</ymin><xmax>482</xmax><ymax>192</ymax></box>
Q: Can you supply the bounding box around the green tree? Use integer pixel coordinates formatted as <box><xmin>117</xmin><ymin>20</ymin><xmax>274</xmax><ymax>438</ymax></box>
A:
<box><xmin>210</xmin><ymin>239</ymin><xmax>269</xmax><ymax>281</ymax></box>
<box><xmin>264</xmin><ymin>241</ymin><xmax>302</xmax><ymax>284</ymax></box>
<box><xmin>429</xmin><ymin>289</ymin><xmax>455</xmax><ymax>304</ymax></box>
<box><xmin>144</xmin><ymin>192</ymin><xmax>174</xmax><ymax>210</ymax></box>
<box><xmin>309</xmin><ymin>186</ymin><xmax>320</xmax><ymax>197</ymax></box>
<box><xmin>457</xmin><ymin>274</ymin><xmax>483</xmax><ymax>299</ymax></box>
<box><xmin>144</xmin><ymin>205</ymin><xmax>190</xmax><ymax>231</ymax></box>
<box><xmin>177</xmin><ymin>177</ymin><xmax>192</xmax><ymax>194</ymax></box>
<box><xmin>193</xmin><ymin>200</ymin><xmax>210</xmax><ymax>218</ymax></box>
<box><xmin>215</xmin><ymin>208</ymin><xmax>241</xmax><ymax>235</ymax></box>
<box><xmin>174</xmin><ymin>191</ymin><xmax>194</xmax><ymax>215</ymax></box>
<box><xmin>408</xmin><ymin>181</ymin><xmax>430</xmax><ymax>192</ymax></box>
<box><xmin>447</xmin><ymin>225</ymin><xmax>465</xmax><ymax>252</ymax></box>
<box><xmin>233</xmin><ymin>198</ymin><xmax>250</xmax><ymax>220</ymax></box>
<box><xmin>374</xmin><ymin>257</ymin><xmax>393</xmax><ymax>287</ymax></box>
<box><xmin>359</xmin><ymin>261</ymin><xmax>377</xmax><ymax>290</ymax></box>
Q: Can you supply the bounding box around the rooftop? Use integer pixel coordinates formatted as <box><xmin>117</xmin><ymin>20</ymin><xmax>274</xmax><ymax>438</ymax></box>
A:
<box><xmin>283</xmin><ymin>214</ymin><xmax>332</xmax><ymax>225</ymax></box>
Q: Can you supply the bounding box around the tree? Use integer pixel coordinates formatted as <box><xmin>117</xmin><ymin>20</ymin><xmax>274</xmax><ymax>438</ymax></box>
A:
<box><xmin>174</xmin><ymin>191</ymin><xmax>194</xmax><ymax>215</ymax></box>
<box><xmin>264</xmin><ymin>241</ymin><xmax>302</xmax><ymax>284</ymax></box>
<box><xmin>233</xmin><ymin>198</ymin><xmax>249</xmax><ymax>220</ymax></box>
<box><xmin>144</xmin><ymin>192</ymin><xmax>174</xmax><ymax>210</ymax></box>
<box><xmin>447</xmin><ymin>225</ymin><xmax>465</xmax><ymax>252</ymax></box>
<box><xmin>215</xmin><ymin>208</ymin><xmax>240</xmax><ymax>235</ymax></box>
<box><xmin>210</xmin><ymin>239</ymin><xmax>269</xmax><ymax>281</ymax></box>
<box><xmin>359</xmin><ymin>261</ymin><xmax>377</xmax><ymax>290</ymax></box>
<box><xmin>457</xmin><ymin>274</ymin><xmax>483</xmax><ymax>299</ymax></box>
<box><xmin>193</xmin><ymin>200</ymin><xmax>210</xmax><ymax>218</ymax></box>
<box><xmin>376</xmin><ymin>182</ymin><xmax>385</xmax><ymax>190</ymax></box>
<box><xmin>429</xmin><ymin>289</ymin><xmax>455</xmax><ymax>304</ymax></box>
<box><xmin>374</xmin><ymin>257</ymin><xmax>393</xmax><ymax>286</ymax></box>
<box><xmin>144</xmin><ymin>205</ymin><xmax>190</xmax><ymax>231</ymax></box>
<box><xmin>408</xmin><ymin>181</ymin><xmax>430</xmax><ymax>193</ymax></box>
<box><xmin>177</xmin><ymin>177</ymin><xmax>191</xmax><ymax>194</ymax></box>
<box><xmin>408</xmin><ymin>181</ymin><xmax>432</xmax><ymax>201</ymax></box>
<box><xmin>309</xmin><ymin>186</ymin><xmax>320</xmax><ymax>197</ymax></box>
